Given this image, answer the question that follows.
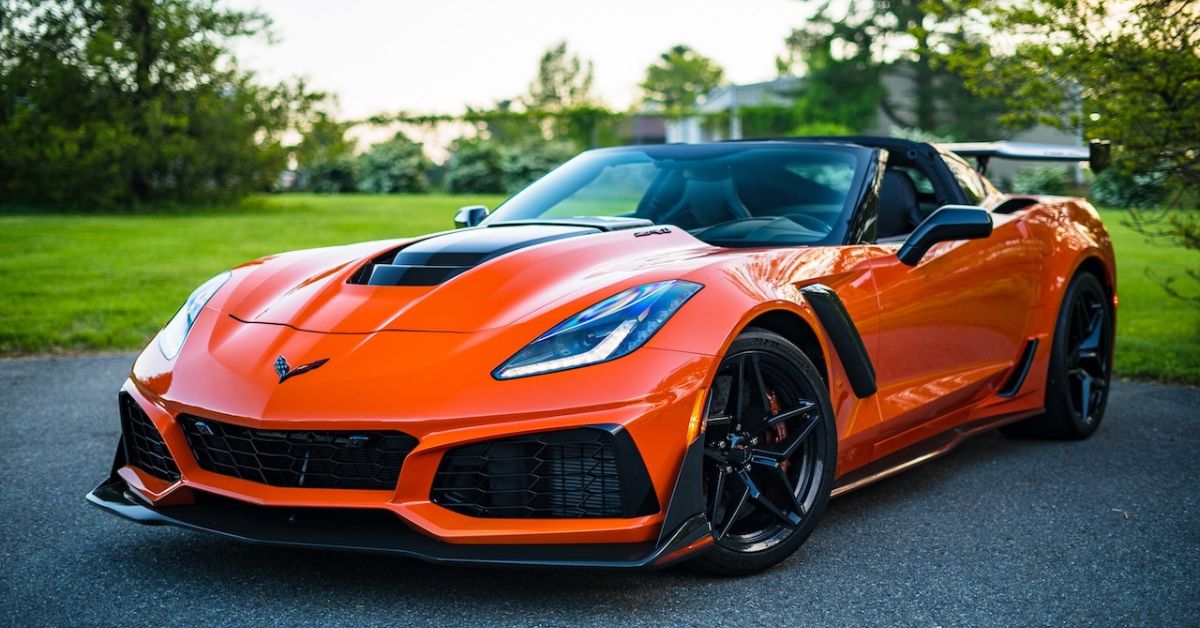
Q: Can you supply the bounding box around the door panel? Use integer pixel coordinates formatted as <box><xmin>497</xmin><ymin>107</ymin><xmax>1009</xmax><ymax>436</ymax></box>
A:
<box><xmin>865</xmin><ymin>213</ymin><xmax>1042</xmax><ymax>455</ymax></box>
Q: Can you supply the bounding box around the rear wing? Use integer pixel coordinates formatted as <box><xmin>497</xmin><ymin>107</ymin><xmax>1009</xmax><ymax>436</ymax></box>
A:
<box><xmin>942</xmin><ymin>140</ymin><xmax>1111</xmax><ymax>175</ymax></box>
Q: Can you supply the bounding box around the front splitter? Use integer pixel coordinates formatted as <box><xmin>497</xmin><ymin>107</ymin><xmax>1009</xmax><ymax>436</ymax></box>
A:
<box><xmin>86</xmin><ymin>476</ymin><xmax>712</xmax><ymax>570</ymax></box>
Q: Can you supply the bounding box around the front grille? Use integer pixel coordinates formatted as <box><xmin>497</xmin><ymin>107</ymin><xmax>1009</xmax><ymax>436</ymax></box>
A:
<box><xmin>120</xmin><ymin>394</ymin><xmax>180</xmax><ymax>482</ymax></box>
<box><xmin>431</xmin><ymin>427</ymin><xmax>658</xmax><ymax>518</ymax></box>
<box><xmin>179</xmin><ymin>416</ymin><xmax>417</xmax><ymax>490</ymax></box>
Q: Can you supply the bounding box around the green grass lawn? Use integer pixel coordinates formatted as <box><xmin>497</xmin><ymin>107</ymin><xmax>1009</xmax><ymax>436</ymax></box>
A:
<box><xmin>1</xmin><ymin>196</ymin><xmax>1197</xmax><ymax>383</ymax></box>
<box><xmin>0</xmin><ymin>194</ymin><xmax>504</xmax><ymax>356</ymax></box>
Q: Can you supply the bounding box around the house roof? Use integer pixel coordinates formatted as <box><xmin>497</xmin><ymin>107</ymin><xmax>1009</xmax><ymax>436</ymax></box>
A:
<box><xmin>696</xmin><ymin>76</ymin><xmax>804</xmax><ymax>113</ymax></box>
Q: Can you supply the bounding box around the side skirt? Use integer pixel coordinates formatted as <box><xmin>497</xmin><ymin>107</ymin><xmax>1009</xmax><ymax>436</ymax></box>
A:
<box><xmin>830</xmin><ymin>409</ymin><xmax>1041</xmax><ymax>497</ymax></box>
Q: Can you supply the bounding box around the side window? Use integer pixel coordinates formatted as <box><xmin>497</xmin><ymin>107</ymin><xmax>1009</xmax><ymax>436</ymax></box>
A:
<box><xmin>941</xmin><ymin>154</ymin><xmax>987</xmax><ymax>204</ymax></box>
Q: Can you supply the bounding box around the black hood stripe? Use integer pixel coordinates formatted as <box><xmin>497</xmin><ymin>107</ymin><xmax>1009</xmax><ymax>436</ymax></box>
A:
<box><xmin>352</xmin><ymin>225</ymin><xmax>597</xmax><ymax>287</ymax></box>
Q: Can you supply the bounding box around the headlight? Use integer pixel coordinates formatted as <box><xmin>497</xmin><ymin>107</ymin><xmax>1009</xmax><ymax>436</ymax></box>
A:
<box><xmin>494</xmin><ymin>280</ymin><xmax>702</xmax><ymax>379</ymax></box>
<box><xmin>157</xmin><ymin>271</ymin><xmax>230</xmax><ymax>360</ymax></box>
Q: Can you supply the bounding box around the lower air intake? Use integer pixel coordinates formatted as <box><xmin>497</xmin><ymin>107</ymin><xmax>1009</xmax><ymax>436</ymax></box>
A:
<box><xmin>179</xmin><ymin>416</ymin><xmax>417</xmax><ymax>490</ymax></box>
<box><xmin>431</xmin><ymin>426</ymin><xmax>659</xmax><ymax>518</ymax></box>
<box><xmin>120</xmin><ymin>393</ymin><xmax>180</xmax><ymax>482</ymax></box>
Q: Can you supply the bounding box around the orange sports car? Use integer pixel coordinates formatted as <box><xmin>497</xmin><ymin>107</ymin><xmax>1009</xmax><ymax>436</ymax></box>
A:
<box><xmin>88</xmin><ymin>136</ymin><xmax>1116</xmax><ymax>574</ymax></box>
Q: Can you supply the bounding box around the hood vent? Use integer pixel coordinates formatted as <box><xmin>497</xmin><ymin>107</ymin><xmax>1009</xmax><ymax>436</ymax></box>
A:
<box><xmin>350</xmin><ymin>224</ymin><xmax>598</xmax><ymax>287</ymax></box>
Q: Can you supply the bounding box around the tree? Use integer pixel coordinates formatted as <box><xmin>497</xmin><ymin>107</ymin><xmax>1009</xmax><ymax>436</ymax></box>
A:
<box><xmin>293</xmin><ymin>110</ymin><xmax>357</xmax><ymax>193</ymax></box>
<box><xmin>524</xmin><ymin>41</ymin><xmax>595</xmax><ymax>111</ymax></box>
<box><xmin>0</xmin><ymin>0</ymin><xmax>323</xmax><ymax>208</ymax></box>
<box><xmin>941</xmin><ymin>0</ymin><xmax>1199</xmax><ymax>305</ymax></box>
<box><xmin>639</xmin><ymin>45</ymin><xmax>724</xmax><ymax>114</ymax></box>
<box><xmin>782</xmin><ymin>21</ymin><xmax>883</xmax><ymax>132</ymax></box>
<box><xmin>443</xmin><ymin>137</ymin><xmax>505</xmax><ymax>194</ymax></box>
<box><xmin>355</xmin><ymin>132</ymin><xmax>430</xmax><ymax>194</ymax></box>
<box><xmin>779</xmin><ymin>0</ymin><xmax>1008</xmax><ymax>138</ymax></box>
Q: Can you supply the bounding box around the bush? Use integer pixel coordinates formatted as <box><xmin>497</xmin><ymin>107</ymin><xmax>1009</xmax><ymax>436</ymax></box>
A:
<box><xmin>443</xmin><ymin>139</ymin><xmax>505</xmax><ymax>194</ymax></box>
<box><xmin>443</xmin><ymin>138</ymin><xmax>578</xmax><ymax>194</ymax></box>
<box><xmin>301</xmin><ymin>155</ymin><xmax>357</xmax><ymax>193</ymax></box>
<box><xmin>355</xmin><ymin>133</ymin><xmax>431</xmax><ymax>194</ymax></box>
<box><xmin>791</xmin><ymin>122</ymin><xmax>855</xmax><ymax>137</ymax></box>
<box><xmin>1011</xmin><ymin>166</ymin><xmax>1072</xmax><ymax>195</ymax></box>
<box><xmin>499</xmin><ymin>141</ymin><xmax>578</xmax><ymax>193</ymax></box>
<box><xmin>1091</xmin><ymin>168</ymin><xmax>1168</xmax><ymax>209</ymax></box>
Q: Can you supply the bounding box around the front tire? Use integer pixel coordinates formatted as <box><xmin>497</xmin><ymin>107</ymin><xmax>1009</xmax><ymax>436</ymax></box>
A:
<box><xmin>690</xmin><ymin>329</ymin><xmax>837</xmax><ymax>575</ymax></box>
<box><xmin>1003</xmin><ymin>271</ymin><xmax>1113</xmax><ymax>439</ymax></box>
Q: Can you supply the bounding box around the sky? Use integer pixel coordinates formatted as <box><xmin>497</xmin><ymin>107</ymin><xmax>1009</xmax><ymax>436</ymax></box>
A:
<box><xmin>229</xmin><ymin>0</ymin><xmax>812</xmax><ymax>121</ymax></box>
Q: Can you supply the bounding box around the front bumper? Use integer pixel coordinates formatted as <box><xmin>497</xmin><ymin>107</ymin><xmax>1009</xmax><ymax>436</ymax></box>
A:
<box><xmin>87</xmin><ymin>435</ymin><xmax>712</xmax><ymax>570</ymax></box>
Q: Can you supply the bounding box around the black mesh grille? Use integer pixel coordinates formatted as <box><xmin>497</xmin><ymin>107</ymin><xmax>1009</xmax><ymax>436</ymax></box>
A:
<box><xmin>431</xmin><ymin>428</ymin><xmax>657</xmax><ymax>518</ymax></box>
<box><xmin>178</xmin><ymin>415</ymin><xmax>417</xmax><ymax>490</ymax></box>
<box><xmin>120</xmin><ymin>394</ymin><xmax>180</xmax><ymax>482</ymax></box>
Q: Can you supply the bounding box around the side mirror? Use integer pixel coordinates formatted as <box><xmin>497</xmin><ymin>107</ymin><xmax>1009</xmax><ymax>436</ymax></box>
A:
<box><xmin>454</xmin><ymin>205</ymin><xmax>488</xmax><ymax>228</ymax></box>
<box><xmin>898</xmin><ymin>205</ymin><xmax>993</xmax><ymax>266</ymax></box>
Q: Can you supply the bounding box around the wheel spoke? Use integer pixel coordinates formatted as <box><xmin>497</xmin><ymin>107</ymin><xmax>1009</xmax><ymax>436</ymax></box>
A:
<box><xmin>738</xmin><ymin>469</ymin><xmax>801</xmax><ymax>527</ymax></box>
<box><xmin>757</xmin><ymin>414</ymin><xmax>819</xmax><ymax>460</ymax></box>
<box><xmin>766</xmin><ymin>400</ymin><xmax>816</xmax><ymax>427</ymax></box>
<box><xmin>716</xmin><ymin>483</ymin><xmax>750</xmax><ymax>540</ymax></box>
<box><xmin>750</xmin><ymin>353</ymin><xmax>772</xmax><ymax>426</ymax></box>
<box><xmin>773</xmin><ymin>466</ymin><xmax>808</xmax><ymax>518</ymax></box>
<box><xmin>709</xmin><ymin>469</ymin><xmax>728</xmax><ymax>525</ymax></box>
<box><xmin>1070</xmin><ymin>301</ymin><xmax>1088</xmax><ymax>347</ymax></box>
<box><xmin>752</xmin><ymin>457</ymin><xmax>808</xmax><ymax>518</ymax></box>
<box><xmin>1079</xmin><ymin>308</ymin><xmax>1104</xmax><ymax>352</ymax></box>
<box><xmin>1079</xmin><ymin>373</ymin><xmax>1093</xmax><ymax>420</ymax></box>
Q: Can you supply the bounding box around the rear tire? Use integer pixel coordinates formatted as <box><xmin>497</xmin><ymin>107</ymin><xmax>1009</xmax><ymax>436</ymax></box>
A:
<box><xmin>689</xmin><ymin>329</ymin><xmax>837</xmax><ymax>576</ymax></box>
<box><xmin>1002</xmin><ymin>271</ymin><xmax>1113</xmax><ymax>440</ymax></box>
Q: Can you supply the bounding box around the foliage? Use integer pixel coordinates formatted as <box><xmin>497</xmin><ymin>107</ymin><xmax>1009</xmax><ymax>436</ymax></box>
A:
<box><xmin>781</xmin><ymin>18</ymin><xmax>883</xmax><ymax>133</ymax></box>
<box><xmin>443</xmin><ymin>137</ymin><xmax>577</xmax><ymax>195</ymax></box>
<box><xmin>293</xmin><ymin>111</ymin><xmax>357</xmax><ymax>192</ymax></box>
<box><xmin>639</xmin><ymin>45</ymin><xmax>724</xmax><ymax>114</ymax></box>
<box><xmin>938</xmin><ymin>0</ymin><xmax>1199</xmax><ymax>197</ymax></box>
<box><xmin>790</xmin><ymin>122</ymin><xmax>854</xmax><ymax>137</ymax></box>
<box><xmin>780</xmin><ymin>0</ymin><xmax>1009</xmax><ymax>138</ymax></box>
<box><xmin>497</xmin><ymin>140</ymin><xmax>578</xmax><ymax>193</ymax></box>
<box><xmin>301</xmin><ymin>154</ymin><xmax>357</xmax><ymax>194</ymax></box>
<box><xmin>523</xmin><ymin>41</ymin><xmax>595</xmax><ymax>112</ymax></box>
<box><xmin>1090</xmin><ymin>169</ymin><xmax>1169</xmax><ymax>210</ymax></box>
<box><xmin>939</xmin><ymin>0</ymin><xmax>1199</xmax><ymax>306</ymax></box>
<box><xmin>791</xmin><ymin>122</ymin><xmax>854</xmax><ymax>136</ymax></box>
<box><xmin>443</xmin><ymin>138</ymin><xmax>505</xmax><ymax>194</ymax></box>
<box><xmin>0</xmin><ymin>0</ymin><xmax>324</xmax><ymax>208</ymax></box>
<box><xmin>355</xmin><ymin>132</ymin><xmax>430</xmax><ymax>194</ymax></box>
<box><xmin>1011</xmin><ymin>166</ymin><xmax>1072</xmax><ymax>196</ymax></box>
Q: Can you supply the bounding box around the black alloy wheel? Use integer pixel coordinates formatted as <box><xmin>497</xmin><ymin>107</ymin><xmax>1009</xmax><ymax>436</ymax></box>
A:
<box><xmin>1004</xmin><ymin>271</ymin><xmax>1113</xmax><ymax>439</ymax></box>
<box><xmin>1064</xmin><ymin>281</ymin><xmax>1110</xmax><ymax>425</ymax></box>
<box><xmin>691</xmin><ymin>329</ymin><xmax>836</xmax><ymax>575</ymax></box>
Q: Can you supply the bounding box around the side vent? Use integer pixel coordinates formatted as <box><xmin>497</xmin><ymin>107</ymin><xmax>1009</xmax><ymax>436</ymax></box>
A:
<box><xmin>998</xmin><ymin>339</ymin><xmax>1039</xmax><ymax>397</ymax></box>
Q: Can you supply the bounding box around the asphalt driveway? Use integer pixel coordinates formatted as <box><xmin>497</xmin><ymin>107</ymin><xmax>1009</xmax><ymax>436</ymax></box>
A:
<box><xmin>1</xmin><ymin>354</ymin><xmax>1196</xmax><ymax>626</ymax></box>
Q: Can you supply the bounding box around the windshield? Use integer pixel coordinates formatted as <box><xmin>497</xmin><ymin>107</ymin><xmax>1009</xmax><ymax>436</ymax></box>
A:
<box><xmin>484</xmin><ymin>143</ymin><xmax>870</xmax><ymax>246</ymax></box>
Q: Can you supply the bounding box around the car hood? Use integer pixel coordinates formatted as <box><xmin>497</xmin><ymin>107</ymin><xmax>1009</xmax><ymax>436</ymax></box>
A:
<box><xmin>221</xmin><ymin>224</ymin><xmax>722</xmax><ymax>334</ymax></box>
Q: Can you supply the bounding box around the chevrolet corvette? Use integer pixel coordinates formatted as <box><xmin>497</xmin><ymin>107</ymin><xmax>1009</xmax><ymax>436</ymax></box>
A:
<box><xmin>88</xmin><ymin>136</ymin><xmax>1116</xmax><ymax>574</ymax></box>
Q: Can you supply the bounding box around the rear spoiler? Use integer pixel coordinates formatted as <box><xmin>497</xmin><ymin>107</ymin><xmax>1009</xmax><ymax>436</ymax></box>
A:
<box><xmin>942</xmin><ymin>140</ymin><xmax>1111</xmax><ymax>175</ymax></box>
